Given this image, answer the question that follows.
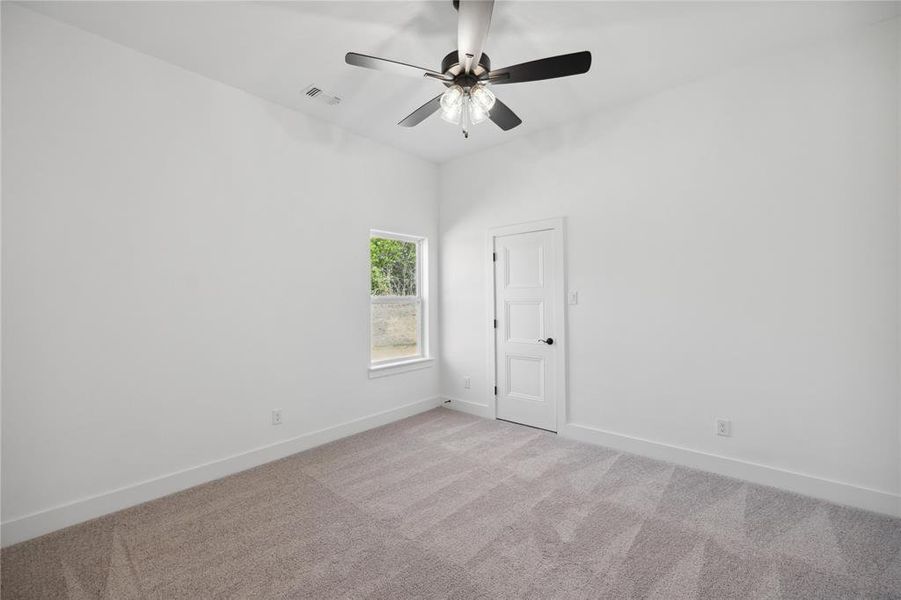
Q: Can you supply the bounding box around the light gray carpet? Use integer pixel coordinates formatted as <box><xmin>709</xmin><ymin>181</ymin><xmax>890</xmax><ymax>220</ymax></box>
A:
<box><xmin>2</xmin><ymin>408</ymin><xmax>900</xmax><ymax>599</ymax></box>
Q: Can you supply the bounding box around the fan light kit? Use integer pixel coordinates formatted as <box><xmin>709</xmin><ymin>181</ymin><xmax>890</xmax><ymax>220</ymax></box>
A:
<box><xmin>345</xmin><ymin>0</ymin><xmax>591</xmax><ymax>138</ymax></box>
<box><xmin>439</xmin><ymin>84</ymin><xmax>496</xmax><ymax>135</ymax></box>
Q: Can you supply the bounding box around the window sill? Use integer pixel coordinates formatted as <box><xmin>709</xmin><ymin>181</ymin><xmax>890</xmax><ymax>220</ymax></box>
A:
<box><xmin>368</xmin><ymin>357</ymin><xmax>435</xmax><ymax>379</ymax></box>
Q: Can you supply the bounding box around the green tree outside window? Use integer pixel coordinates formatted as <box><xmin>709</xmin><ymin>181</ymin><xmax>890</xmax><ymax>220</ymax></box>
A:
<box><xmin>370</xmin><ymin>238</ymin><xmax>417</xmax><ymax>296</ymax></box>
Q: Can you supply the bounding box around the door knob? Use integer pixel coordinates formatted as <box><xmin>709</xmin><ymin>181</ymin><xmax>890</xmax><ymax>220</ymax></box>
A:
<box><xmin>538</xmin><ymin>337</ymin><xmax>554</xmax><ymax>345</ymax></box>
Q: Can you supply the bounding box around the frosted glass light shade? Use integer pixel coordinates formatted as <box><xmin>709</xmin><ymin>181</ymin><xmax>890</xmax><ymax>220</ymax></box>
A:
<box><xmin>470</xmin><ymin>84</ymin><xmax>496</xmax><ymax>113</ymax></box>
<box><xmin>468</xmin><ymin>98</ymin><xmax>489</xmax><ymax>124</ymax></box>
<box><xmin>440</xmin><ymin>85</ymin><xmax>464</xmax><ymax>114</ymax></box>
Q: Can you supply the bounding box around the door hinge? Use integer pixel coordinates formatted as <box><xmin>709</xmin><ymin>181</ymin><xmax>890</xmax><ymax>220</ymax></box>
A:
<box><xmin>492</xmin><ymin>252</ymin><xmax>497</xmax><ymax>262</ymax></box>
<box><xmin>493</xmin><ymin>319</ymin><xmax>497</xmax><ymax>329</ymax></box>
<box><xmin>494</xmin><ymin>386</ymin><xmax>497</xmax><ymax>396</ymax></box>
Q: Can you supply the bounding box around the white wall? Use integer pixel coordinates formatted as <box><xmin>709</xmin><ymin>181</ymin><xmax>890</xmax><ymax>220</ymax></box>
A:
<box><xmin>1</xmin><ymin>4</ymin><xmax>439</xmax><ymax>541</ymax></box>
<box><xmin>895</xmin><ymin>18</ymin><xmax>901</xmax><ymax>502</ymax></box>
<box><xmin>440</xmin><ymin>19</ymin><xmax>901</xmax><ymax>512</ymax></box>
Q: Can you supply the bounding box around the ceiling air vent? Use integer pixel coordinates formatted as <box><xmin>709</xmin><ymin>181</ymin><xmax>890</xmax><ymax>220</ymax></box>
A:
<box><xmin>302</xmin><ymin>84</ymin><xmax>341</xmax><ymax>106</ymax></box>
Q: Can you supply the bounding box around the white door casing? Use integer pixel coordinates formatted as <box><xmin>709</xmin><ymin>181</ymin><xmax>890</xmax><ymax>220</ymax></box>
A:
<box><xmin>490</xmin><ymin>219</ymin><xmax>566</xmax><ymax>432</ymax></box>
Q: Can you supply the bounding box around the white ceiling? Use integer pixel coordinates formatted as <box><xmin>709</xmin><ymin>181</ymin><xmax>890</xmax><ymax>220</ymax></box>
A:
<box><xmin>21</xmin><ymin>1</ymin><xmax>899</xmax><ymax>163</ymax></box>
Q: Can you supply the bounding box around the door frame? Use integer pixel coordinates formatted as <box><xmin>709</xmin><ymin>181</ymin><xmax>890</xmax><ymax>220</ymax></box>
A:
<box><xmin>486</xmin><ymin>217</ymin><xmax>567</xmax><ymax>432</ymax></box>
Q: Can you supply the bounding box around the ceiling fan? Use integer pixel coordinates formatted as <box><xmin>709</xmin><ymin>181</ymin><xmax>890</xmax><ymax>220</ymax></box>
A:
<box><xmin>345</xmin><ymin>0</ymin><xmax>591</xmax><ymax>138</ymax></box>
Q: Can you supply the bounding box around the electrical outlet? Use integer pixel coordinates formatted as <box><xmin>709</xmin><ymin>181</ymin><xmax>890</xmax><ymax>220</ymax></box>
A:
<box><xmin>568</xmin><ymin>291</ymin><xmax>579</xmax><ymax>305</ymax></box>
<box><xmin>272</xmin><ymin>409</ymin><xmax>283</xmax><ymax>425</ymax></box>
<box><xmin>716</xmin><ymin>418</ymin><xmax>731</xmax><ymax>437</ymax></box>
<box><xmin>464</xmin><ymin>376</ymin><xmax>471</xmax><ymax>389</ymax></box>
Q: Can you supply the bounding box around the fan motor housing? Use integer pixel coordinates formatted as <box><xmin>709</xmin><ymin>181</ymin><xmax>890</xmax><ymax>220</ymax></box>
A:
<box><xmin>441</xmin><ymin>50</ymin><xmax>491</xmax><ymax>82</ymax></box>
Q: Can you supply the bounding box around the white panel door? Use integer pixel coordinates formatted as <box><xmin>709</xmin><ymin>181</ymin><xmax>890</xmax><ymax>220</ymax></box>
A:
<box><xmin>495</xmin><ymin>228</ymin><xmax>557</xmax><ymax>431</ymax></box>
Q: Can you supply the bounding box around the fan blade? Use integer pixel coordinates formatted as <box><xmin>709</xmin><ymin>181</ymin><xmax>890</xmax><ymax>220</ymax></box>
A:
<box><xmin>487</xmin><ymin>51</ymin><xmax>591</xmax><ymax>85</ymax></box>
<box><xmin>345</xmin><ymin>52</ymin><xmax>450</xmax><ymax>80</ymax></box>
<box><xmin>457</xmin><ymin>0</ymin><xmax>494</xmax><ymax>74</ymax></box>
<box><xmin>398</xmin><ymin>94</ymin><xmax>443</xmax><ymax>127</ymax></box>
<box><xmin>488</xmin><ymin>97</ymin><xmax>522</xmax><ymax>131</ymax></box>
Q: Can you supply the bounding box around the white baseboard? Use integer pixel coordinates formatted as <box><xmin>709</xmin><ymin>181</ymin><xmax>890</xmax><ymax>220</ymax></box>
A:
<box><xmin>442</xmin><ymin>396</ymin><xmax>493</xmax><ymax>418</ymax></box>
<box><xmin>440</xmin><ymin>401</ymin><xmax>899</xmax><ymax>516</ymax></box>
<box><xmin>560</xmin><ymin>422</ymin><xmax>901</xmax><ymax>518</ymax></box>
<box><xmin>1</xmin><ymin>396</ymin><xmax>443</xmax><ymax>547</ymax></box>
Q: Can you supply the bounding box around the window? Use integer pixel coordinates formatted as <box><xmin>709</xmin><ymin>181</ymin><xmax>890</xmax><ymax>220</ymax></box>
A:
<box><xmin>370</xmin><ymin>231</ymin><xmax>429</xmax><ymax>371</ymax></box>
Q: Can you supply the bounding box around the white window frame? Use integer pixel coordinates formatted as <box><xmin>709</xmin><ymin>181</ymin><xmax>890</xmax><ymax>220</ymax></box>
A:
<box><xmin>368</xmin><ymin>230</ymin><xmax>433</xmax><ymax>378</ymax></box>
